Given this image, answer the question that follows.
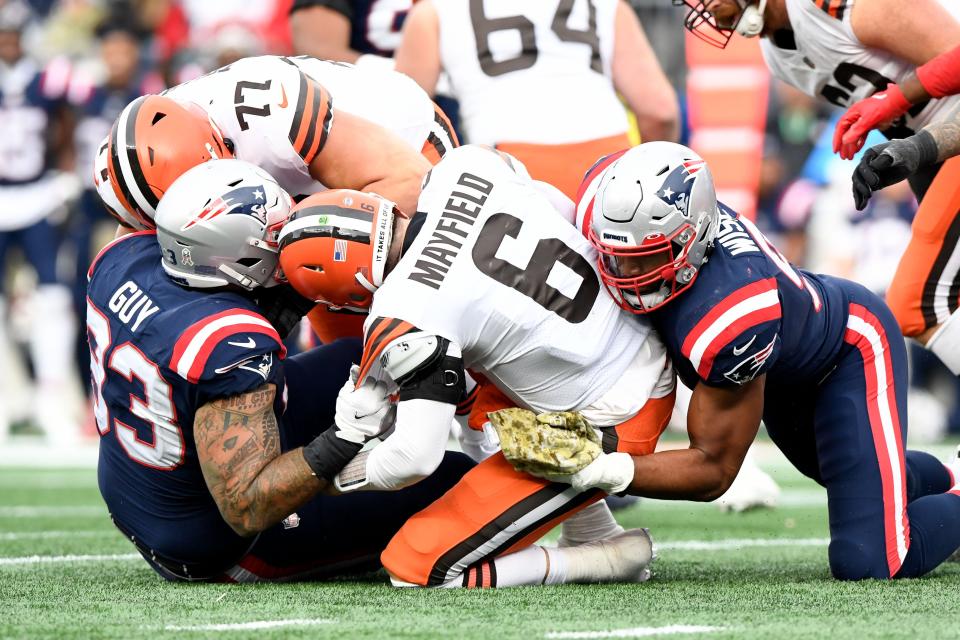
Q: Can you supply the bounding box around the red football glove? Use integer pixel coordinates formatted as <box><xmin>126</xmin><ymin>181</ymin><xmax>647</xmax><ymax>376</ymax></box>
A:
<box><xmin>832</xmin><ymin>84</ymin><xmax>912</xmax><ymax>160</ymax></box>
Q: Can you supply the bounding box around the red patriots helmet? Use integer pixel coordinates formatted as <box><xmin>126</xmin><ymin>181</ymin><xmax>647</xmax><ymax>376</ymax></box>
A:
<box><xmin>106</xmin><ymin>95</ymin><xmax>233</xmax><ymax>229</ymax></box>
<box><xmin>277</xmin><ymin>190</ymin><xmax>402</xmax><ymax>310</ymax></box>
<box><xmin>586</xmin><ymin>142</ymin><xmax>718</xmax><ymax>314</ymax></box>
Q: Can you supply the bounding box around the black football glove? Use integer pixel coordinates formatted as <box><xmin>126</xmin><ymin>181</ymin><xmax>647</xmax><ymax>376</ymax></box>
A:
<box><xmin>255</xmin><ymin>284</ymin><xmax>317</xmax><ymax>339</ymax></box>
<box><xmin>851</xmin><ymin>130</ymin><xmax>938</xmax><ymax>210</ymax></box>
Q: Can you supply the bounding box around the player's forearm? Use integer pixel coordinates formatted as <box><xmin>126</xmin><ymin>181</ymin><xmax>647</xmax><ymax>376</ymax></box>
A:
<box><xmin>625</xmin><ymin>448</ymin><xmax>736</xmax><ymax>501</ymax></box>
<box><xmin>925</xmin><ymin>112</ymin><xmax>960</xmax><ymax>162</ymax></box>
<box><xmin>633</xmin><ymin>111</ymin><xmax>680</xmax><ymax>144</ymax></box>
<box><xmin>349</xmin><ymin>399</ymin><xmax>454</xmax><ymax>491</ymax></box>
<box><xmin>364</xmin><ymin>169</ymin><xmax>428</xmax><ymax>216</ymax></box>
<box><xmin>225</xmin><ymin>449</ymin><xmax>324</xmax><ymax>535</ymax></box>
<box><xmin>196</xmin><ymin>384</ymin><xmax>325</xmax><ymax>537</ymax></box>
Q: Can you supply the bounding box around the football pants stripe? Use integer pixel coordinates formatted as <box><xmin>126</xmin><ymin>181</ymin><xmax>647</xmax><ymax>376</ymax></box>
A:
<box><xmin>921</xmin><ymin>204</ymin><xmax>960</xmax><ymax>326</ymax></box>
<box><xmin>427</xmin><ymin>482</ymin><xmax>595</xmax><ymax>586</ymax></box>
<box><xmin>844</xmin><ymin>303</ymin><xmax>909</xmax><ymax>576</ymax></box>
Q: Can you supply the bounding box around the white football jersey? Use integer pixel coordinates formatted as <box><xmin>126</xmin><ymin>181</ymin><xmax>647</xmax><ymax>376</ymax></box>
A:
<box><xmin>434</xmin><ymin>0</ymin><xmax>628</xmax><ymax>145</ymax></box>
<box><xmin>761</xmin><ymin>0</ymin><xmax>960</xmax><ymax>134</ymax></box>
<box><xmin>360</xmin><ymin>145</ymin><xmax>666</xmax><ymax>421</ymax></box>
<box><xmin>164</xmin><ymin>55</ymin><xmax>436</xmax><ymax>199</ymax></box>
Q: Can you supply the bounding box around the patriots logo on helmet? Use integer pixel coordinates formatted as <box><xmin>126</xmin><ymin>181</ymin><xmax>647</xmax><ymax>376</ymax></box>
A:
<box><xmin>181</xmin><ymin>185</ymin><xmax>269</xmax><ymax>230</ymax></box>
<box><xmin>657</xmin><ymin>159</ymin><xmax>706</xmax><ymax>215</ymax></box>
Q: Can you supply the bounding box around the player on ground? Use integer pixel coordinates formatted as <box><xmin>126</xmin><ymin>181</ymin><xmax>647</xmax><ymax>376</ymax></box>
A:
<box><xmin>395</xmin><ymin>0</ymin><xmax>678</xmax><ymax>199</ymax></box>
<box><xmin>89</xmin><ymin>159</ymin><xmax>471</xmax><ymax>581</ymax></box>
<box><xmin>562</xmin><ymin>142</ymin><xmax>960</xmax><ymax>580</ymax></box>
<box><xmin>672</xmin><ymin>0</ymin><xmax>960</xmax><ymax>378</ymax></box>
<box><xmin>100</xmin><ymin>54</ymin><xmax>458</xmax><ymax>343</ymax></box>
<box><xmin>277</xmin><ymin>144</ymin><xmax>675</xmax><ymax>588</ymax></box>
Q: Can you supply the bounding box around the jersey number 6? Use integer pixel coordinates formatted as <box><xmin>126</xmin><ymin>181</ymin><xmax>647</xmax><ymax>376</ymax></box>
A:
<box><xmin>471</xmin><ymin>212</ymin><xmax>599</xmax><ymax>323</ymax></box>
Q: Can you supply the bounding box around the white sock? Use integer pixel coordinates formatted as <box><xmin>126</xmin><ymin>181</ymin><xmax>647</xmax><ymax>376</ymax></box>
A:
<box><xmin>558</xmin><ymin>500</ymin><xmax>624</xmax><ymax>547</ymax></box>
<box><xmin>926</xmin><ymin>309</ymin><xmax>960</xmax><ymax>375</ymax></box>
<box><xmin>433</xmin><ymin>545</ymin><xmax>567</xmax><ymax>588</ymax></box>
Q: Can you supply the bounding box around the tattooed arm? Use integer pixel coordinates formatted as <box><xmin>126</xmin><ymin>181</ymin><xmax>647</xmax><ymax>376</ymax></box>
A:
<box><xmin>926</xmin><ymin>111</ymin><xmax>960</xmax><ymax>162</ymax></box>
<box><xmin>194</xmin><ymin>383</ymin><xmax>325</xmax><ymax>537</ymax></box>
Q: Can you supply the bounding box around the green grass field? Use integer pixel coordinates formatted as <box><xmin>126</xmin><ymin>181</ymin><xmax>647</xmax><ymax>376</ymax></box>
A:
<box><xmin>1</xmin><ymin>456</ymin><xmax>958</xmax><ymax>640</ymax></box>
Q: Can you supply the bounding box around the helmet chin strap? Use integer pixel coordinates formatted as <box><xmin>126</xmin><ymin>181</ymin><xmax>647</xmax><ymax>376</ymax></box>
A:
<box><xmin>735</xmin><ymin>0</ymin><xmax>767</xmax><ymax>37</ymax></box>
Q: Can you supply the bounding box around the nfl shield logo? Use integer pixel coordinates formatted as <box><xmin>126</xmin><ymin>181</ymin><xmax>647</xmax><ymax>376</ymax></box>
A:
<box><xmin>333</xmin><ymin>239</ymin><xmax>348</xmax><ymax>262</ymax></box>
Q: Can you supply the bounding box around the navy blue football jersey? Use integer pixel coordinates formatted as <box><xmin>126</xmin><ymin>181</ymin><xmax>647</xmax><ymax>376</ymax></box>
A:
<box><xmin>651</xmin><ymin>204</ymin><xmax>850</xmax><ymax>390</ymax></box>
<box><xmin>0</xmin><ymin>57</ymin><xmax>68</xmax><ymax>185</ymax></box>
<box><xmin>87</xmin><ymin>232</ymin><xmax>286</xmax><ymax>573</ymax></box>
<box><xmin>291</xmin><ymin>0</ymin><xmax>413</xmax><ymax>56</ymax></box>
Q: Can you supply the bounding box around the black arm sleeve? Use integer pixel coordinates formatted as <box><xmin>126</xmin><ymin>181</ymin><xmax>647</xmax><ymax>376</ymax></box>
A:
<box><xmin>396</xmin><ymin>337</ymin><xmax>466</xmax><ymax>405</ymax></box>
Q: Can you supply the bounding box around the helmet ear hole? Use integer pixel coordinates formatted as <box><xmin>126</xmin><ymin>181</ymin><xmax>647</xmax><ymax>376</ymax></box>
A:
<box><xmin>151</xmin><ymin>112</ymin><xmax>166</xmax><ymax>125</ymax></box>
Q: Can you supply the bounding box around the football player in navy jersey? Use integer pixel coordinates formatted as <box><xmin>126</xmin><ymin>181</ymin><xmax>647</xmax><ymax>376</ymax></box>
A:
<box><xmin>545</xmin><ymin>141</ymin><xmax>960</xmax><ymax>580</ymax></box>
<box><xmin>88</xmin><ymin>159</ymin><xmax>471</xmax><ymax>581</ymax></box>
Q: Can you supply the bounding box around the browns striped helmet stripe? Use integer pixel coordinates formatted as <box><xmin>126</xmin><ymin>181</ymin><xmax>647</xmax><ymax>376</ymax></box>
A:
<box><xmin>110</xmin><ymin>96</ymin><xmax>160</xmax><ymax>219</ymax></box>
<box><xmin>107</xmin><ymin>116</ymin><xmax>153</xmax><ymax>229</ymax></box>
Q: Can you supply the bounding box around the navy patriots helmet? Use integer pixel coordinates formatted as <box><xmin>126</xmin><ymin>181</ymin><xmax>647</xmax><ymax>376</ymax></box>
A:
<box><xmin>587</xmin><ymin>141</ymin><xmax>719</xmax><ymax>313</ymax></box>
<box><xmin>155</xmin><ymin>159</ymin><xmax>293</xmax><ymax>291</ymax></box>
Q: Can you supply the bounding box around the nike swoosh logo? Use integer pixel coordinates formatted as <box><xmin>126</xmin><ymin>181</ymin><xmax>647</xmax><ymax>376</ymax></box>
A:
<box><xmin>732</xmin><ymin>335</ymin><xmax>757</xmax><ymax>356</ymax></box>
<box><xmin>227</xmin><ymin>337</ymin><xmax>256</xmax><ymax>348</ymax></box>
<box><xmin>278</xmin><ymin>85</ymin><xmax>288</xmax><ymax>109</ymax></box>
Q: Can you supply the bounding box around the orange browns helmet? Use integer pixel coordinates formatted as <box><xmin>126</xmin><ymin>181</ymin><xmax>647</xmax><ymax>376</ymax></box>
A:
<box><xmin>106</xmin><ymin>95</ymin><xmax>233</xmax><ymax>229</ymax></box>
<box><xmin>277</xmin><ymin>190</ymin><xmax>401</xmax><ymax>310</ymax></box>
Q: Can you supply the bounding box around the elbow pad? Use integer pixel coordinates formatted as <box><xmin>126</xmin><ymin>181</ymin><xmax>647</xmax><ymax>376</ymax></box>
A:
<box><xmin>381</xmin><ymin>334</ymin><xmax>465</xmax><ymax>405</ymax></box>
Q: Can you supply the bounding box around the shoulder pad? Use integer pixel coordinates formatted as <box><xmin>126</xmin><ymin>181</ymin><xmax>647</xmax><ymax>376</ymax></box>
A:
<box><xmin>679</xmin><ymin>276</ymin><xmax>782</xmax><ymax>386</ymax></box>
<box><xmin>381</xmin><ymin>333</ymin><xmax>461</xmax><ymax>385</ymax></box>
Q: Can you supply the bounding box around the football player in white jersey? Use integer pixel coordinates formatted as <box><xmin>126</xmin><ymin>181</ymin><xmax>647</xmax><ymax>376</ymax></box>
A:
<box><xmin>276</xmin><ymin>144</ymin><xmax>676</xmax><ymax>588</ymax></box>
<box><xmin>394</xmin><ymin>0</ymin><xmax>678</xmax><ymax>200</ymax></box>
<box><xmin>99</xmin><ymin>54</ymin><xmax>458</xmax><ymax>342</ymax></box>
<box><xmin>674</xmin><ymin>0</ymin><xmax>960</xmax><ymax>380</ymax></box>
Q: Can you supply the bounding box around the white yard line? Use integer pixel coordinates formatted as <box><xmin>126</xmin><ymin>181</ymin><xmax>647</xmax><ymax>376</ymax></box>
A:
<box><xmin>0</xmin><ymin>536</ymin><xmax>829</xmax><ymax>569</ymax></box>
<box><xmin>163</xmin><ymin>619</ymin><xmax>336</xmax><ymax>632</ymax></box>
<box><xmin>642</xmin><ymin>490</ymin><xmax>826</xmax><ymax>509</ymax></box>
<box><xmin>545</xmin><ymin>625</ymin><xmax>725</xmax><ymax>638</ymax></box>
<box><xmin>0</xmin><ymin>553</ymin><xmax>139</xmax><ymax>566</ymax></box>
<box><xmin>657</xmin><ymin>537</ymin><xmax>828</xmax><ymax>551</ymax></box>
<box><xmin>0</xmin><ymin>506</ymin><xmax>105</xmax><ymax>517</ymax></box>
<box><xmin>0</xmin><ymin>530</ymin><xmax>104</xmax><ymax>541</ymax></box>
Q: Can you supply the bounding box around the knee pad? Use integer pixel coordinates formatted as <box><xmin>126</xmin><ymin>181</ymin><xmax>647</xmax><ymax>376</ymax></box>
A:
<box><xmin>885</xmin><ymin>282</ymin><xmax>924</xmax><ymax>338</ymax></box>
<box><xmin>828</xmin><ymin>537</ymin><xmax>890</xmax><ymax>581</ymax></box>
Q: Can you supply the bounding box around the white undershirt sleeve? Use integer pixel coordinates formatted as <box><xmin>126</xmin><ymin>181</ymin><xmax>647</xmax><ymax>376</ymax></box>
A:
<box><xmin>363</xmin><ymin>398</ymin><xmax>457</xmax><ymax>491</ymax></box>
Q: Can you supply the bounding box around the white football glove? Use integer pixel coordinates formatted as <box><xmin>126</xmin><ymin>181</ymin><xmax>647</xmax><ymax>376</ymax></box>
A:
<box><xmin>536</xmin><ymin>452</ymin><xmax>635</xmax><ymax>495</ymax></box>
<box><xmin>333</xmin><ymin>366</ymin><xmax>393</xmax><ymax>444</ymax></box>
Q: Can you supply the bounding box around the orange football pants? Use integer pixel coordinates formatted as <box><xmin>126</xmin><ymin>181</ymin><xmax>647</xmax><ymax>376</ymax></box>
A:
<box><xmin>496</xmin><ymin>134</ymin><xmax>632</xmax><ymax>201</ymax></box>
<box><xmin>887</xmin><ymin>156</ymin><xmax>960</xmax><ymax>337</ymax></box>
<box><xmin>381</xmin><ymin>387</ymin><xmax>675</xmax><ymax>587</ymax></box>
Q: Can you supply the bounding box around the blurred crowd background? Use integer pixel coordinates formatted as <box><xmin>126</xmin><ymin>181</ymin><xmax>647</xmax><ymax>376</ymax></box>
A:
<box><xmin>1</xmin><ymin>0</ymin><xmax>956</xmax><ymax>448</ymax></box>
